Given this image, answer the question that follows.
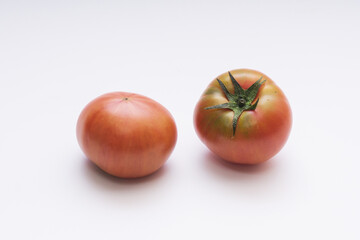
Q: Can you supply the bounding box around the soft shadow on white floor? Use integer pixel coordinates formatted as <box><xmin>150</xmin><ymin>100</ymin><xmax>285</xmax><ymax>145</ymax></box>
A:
<box><xmin>199</xmin><ymin>150</ymin><xmax>290</xmax><ymax>200</ymax></box>
<box><xmin>200</xmin><ymin>150</ymin><xmax>284</xmax><ymax>185</ymax></box>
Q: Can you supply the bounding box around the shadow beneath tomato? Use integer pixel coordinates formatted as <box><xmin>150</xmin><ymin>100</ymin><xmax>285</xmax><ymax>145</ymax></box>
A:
<box><xmin>82</xmin><ymin>157</ymin><xmax>168</xmax><ymax>187</ymax></box>
<box><xmin>201</xmin><ymin>150</ymin><xmax>294</xmax><ymax>201</ymax></box>
<box><xmin>201</xmin><ymin>150</ymin><xmax>279</xmax><ymax>182</ymax></box>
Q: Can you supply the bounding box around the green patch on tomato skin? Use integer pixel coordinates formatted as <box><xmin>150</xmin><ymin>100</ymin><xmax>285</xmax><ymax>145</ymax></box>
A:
<box><xmin>205</xmin><ymin>110</ymin><xmax>233</xmax><ymax>138</ymax></box>
<box><xmin>204</xmin><ymin>87</ymin><xmax>219</xmax><ymax>95</ymax></box>
<box><xmin>201</xmin><ymin>95</ymin><xmax>228</xmax><ymax>109</ymax></box>
<box><xmin>236</xmin><ymin>112</ymin><xmax>257</xmax><ymax>139</ymax></box>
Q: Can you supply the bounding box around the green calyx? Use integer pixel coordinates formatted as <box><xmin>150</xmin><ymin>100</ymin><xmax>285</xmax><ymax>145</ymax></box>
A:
<box><xmin>205</xmin><ymin>72</ymin><xmax>266</xmax><ymax>136</ymax></box>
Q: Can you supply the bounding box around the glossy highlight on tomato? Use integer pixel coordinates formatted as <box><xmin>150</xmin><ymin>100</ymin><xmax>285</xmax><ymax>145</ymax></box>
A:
<box><xmin>77</xmin><ymin>92</ymin><xmax>177</xmax><ymax>178</ymax></box>
<box><xmin>194</xmin><ymin>69</ymin><xmax>292</xmax><ymax>164</ymax></box>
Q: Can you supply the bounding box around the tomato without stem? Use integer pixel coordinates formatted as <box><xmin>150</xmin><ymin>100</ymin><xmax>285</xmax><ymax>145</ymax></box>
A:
<box><xmin>77</xmin><ymin>92</ymin><xmax>177</xmax><ymax>178</ymax></box>
<box><xmin>194</xmin><ymin>69</ymin><xmax>292</xmax><ymax>164</ymax></box>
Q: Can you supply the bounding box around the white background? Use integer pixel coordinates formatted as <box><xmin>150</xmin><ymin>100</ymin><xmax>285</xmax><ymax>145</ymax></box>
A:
<box><xmin>1</xmin><ymin>0</ymin><xmax>359</xmax><ymax>239</ymax></box>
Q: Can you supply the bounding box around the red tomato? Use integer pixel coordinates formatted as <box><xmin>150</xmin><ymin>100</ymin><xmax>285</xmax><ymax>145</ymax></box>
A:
<box><xmin>194</xmin><ymin>69</ymin><xmax>292</xmax><ymax>164</ymax></box>
<box><xmin>77</xmin><ymin>92</ymin><xmax>177</xmax><ymax>178</ymax></box>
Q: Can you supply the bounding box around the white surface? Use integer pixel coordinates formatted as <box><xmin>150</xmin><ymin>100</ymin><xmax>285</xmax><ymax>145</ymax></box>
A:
<box><xmin>1</xmin><ymin>0</ymin><xmax>359</xmax><ymax>239</ymax></box>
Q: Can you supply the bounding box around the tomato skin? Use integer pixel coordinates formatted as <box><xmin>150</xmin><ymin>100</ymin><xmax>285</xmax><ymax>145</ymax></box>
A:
<box><xmin>77</xmin><ymin>92</ymin><xmax>177</xmax><ymax>178</ymax></box>
<box><xmin>194</xmin><ymin>69</ymin><xmax>292</xmax><ymax>164</ymax></box>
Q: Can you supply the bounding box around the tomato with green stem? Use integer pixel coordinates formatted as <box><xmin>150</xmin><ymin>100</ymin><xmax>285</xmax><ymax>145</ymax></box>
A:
<box><xmin>194</xmin><ymin>69</ymin><xmax>292</xmax><ymax>164</ymax></box>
